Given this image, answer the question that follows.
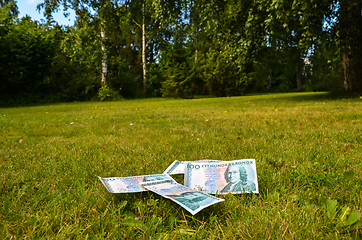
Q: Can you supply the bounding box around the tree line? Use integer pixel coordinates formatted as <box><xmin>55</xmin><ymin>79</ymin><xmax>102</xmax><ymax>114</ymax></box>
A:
<box><xmin>1</xmin><ymin>0</ymin><xmax>361</xmax><ymax>103</ymax></box>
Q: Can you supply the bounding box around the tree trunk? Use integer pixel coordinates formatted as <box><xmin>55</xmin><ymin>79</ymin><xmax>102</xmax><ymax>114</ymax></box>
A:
<box><xmin>339</xmin><ymin>0</ymin><xmax>362</xmax><ymax>92</ymax></box>
<box><xmin>191</xmin><ymin>0</ymin><xmax>199</xmax><ymax>65</ymax></box>
<box><xmin>195</xmin><ymin>25</ymin><xmax>198</xmax><ymax>65</ymax></box>
<box><xmin>295</xmin><ymin>49</ymin><xmax>302</xmax><ymax>91</ymax></box>
<box><xmin>101</xmin><ymin>24</ymin><xmax>108</xmax><ymax>85</ymax></box>
<box><xmin>267</xmin><ymin>71</ymin><xmax>272</xmax><ymax>92</ymax></box>
<box><xmin>341</xmin><ymin>50</ymin><xmax>351</xmax><ymax>91</ymax></box>
<box><xmin>142</xmin><ymin>1</ymin><xmax>147</xmax><ymax>96</ymax></box>
<box><xmin>296</xmin><ymin>64</ymin><xmax>302</xmax><ymax>91</ymax></box>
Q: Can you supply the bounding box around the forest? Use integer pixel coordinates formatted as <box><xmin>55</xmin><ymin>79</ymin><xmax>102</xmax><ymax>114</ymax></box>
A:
<box><xmin>1</xmin><ymin>0</ymin><xmax>361</xmax><ymax>103</ymax></box>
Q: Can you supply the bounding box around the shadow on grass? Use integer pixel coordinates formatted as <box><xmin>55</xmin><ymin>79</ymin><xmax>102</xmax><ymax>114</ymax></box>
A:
<box><xmin>1</xmin><ymin>91</ymin><xmax>359</xmax><ymax>108</ymax></box>
<box><xmin>245</xmin><ymin>91</ymin><xmax>360</xmax><ymax>102</ymax></box>
<box><xmin>279</xmin><ymin>92</ymin><xmax>360</xmax><ymax>102</ymax></box>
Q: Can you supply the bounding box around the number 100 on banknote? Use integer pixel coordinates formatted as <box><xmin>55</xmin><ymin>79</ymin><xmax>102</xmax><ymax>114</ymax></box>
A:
<box><xmin>184</xmin><ymin>159</ymin><xmax>259</xmax><ymax>194</ymax></box>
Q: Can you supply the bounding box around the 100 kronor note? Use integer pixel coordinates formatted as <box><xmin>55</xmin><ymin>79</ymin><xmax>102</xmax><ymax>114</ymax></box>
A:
<box><xmin>185</xmin><ymin>159</ymin><xmax>259</xmax><ymax>194</ymax></box>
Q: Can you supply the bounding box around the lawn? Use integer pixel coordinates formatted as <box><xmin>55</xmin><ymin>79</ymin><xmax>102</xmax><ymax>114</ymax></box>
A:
<box><xmin>0</xmin><ymin>92</ymin><xmax>361</xmax><ymax>239</ymax></box>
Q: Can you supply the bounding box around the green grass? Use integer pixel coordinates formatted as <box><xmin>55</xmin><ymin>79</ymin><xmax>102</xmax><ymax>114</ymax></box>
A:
<box><xmin>0</xmin><ymin>92</ymin><xmax>361</xmax><ymax>239</ymax></box>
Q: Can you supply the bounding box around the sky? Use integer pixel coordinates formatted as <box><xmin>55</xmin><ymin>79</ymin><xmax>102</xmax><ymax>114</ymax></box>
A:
<box><xmin>17</xmin><ymin>0</ymin><xmax>75</xmax><ymax>26</ymax></box>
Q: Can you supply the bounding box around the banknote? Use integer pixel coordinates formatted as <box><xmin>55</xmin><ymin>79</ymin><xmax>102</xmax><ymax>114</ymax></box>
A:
<box><xmin>163</xmin><ymin>160</ymin><xmax>186</xmax><ymax>175</ymax></box>
<box><xmin>98</xmin><ymin>174</ymin><xmax>174</xmax><ymax>193</ymax></box>
<box><xmin>141</xmin><ymin>179</ymin><xmax>224</xmax><ymax>215</ymax></box>
<box><xmin>184</xmin><ymin>159</ymin><xmax>259</xmax><ymax>194</ymax></box>
<box><xmin>164</xmin><ymin>160</ymin><xmax>221</xmax><ymax>175</ymax></box>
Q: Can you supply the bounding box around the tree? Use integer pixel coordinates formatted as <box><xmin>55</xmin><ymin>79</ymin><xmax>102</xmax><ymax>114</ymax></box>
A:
<box><xmin>339</xmin><ymin>0</ymin><xmax>362</xmax><ymax>92</ymax></box>
<box><xmin>142</xmin><ymin>1</ymin><xmax>146</xmax><ymax>94</ymax></box>
<box><xmin>128</xmin><ymin>0</ymin><xmax>147</xmax><ymax>95</ymax></box>
<box><xmin>0</xmin><ymin>16</ymin><xmax>59</xmax><ymax>98</ymax></box>
<box><xmin>38</xmin><ymin>0</ymin><xmax>113</xmax><ymax>88</ymax></box>
<box><xmin>136</xmin><ymin>0</ymin><xmax>190</xmax><ymax>96</ymax></box>
<box><xmin>60</xmin><ymin>19</ymin><xmax>103</xmax><ymax>99</ymax></box>
<box><xmin>243</xmin><ymin>0</ymin><xmax>361</xmax><ymax>93</ymax></box>
<box><xmin>0</xmin><ymin>0</ymin><xmax>18</xmax><ymax>17</ymax></box>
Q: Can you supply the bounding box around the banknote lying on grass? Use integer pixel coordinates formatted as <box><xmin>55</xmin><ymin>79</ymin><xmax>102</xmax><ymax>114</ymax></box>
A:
<box><xmin>164</xmin><ymin>160</ymin><xmax>220</xmax><ymax>175</ymax></box>
<box><xmin>141</xmin><ymin>179</ymin><xmax>224</xmax><ymax>215</ymax></box>
<box><xmin>98</xmin><ymin>159</ymin><xmax>258</xmax><ymax>214</ymax></box>
<box><xmin>98</xmin><ymin>174</ymin><xmax>173</xmax><ymax>193</ymax></box>
<box><xmin>184</xmin><ymin>159</ymin><xmax>259</xmax><ymax>194</ymax></box>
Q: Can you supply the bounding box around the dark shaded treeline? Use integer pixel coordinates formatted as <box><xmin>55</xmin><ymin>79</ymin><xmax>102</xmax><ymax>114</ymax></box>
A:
<box><xmin>0</xmin><ymin>0</ymin><xmax>360</xmax><ymax>104</ymax></box>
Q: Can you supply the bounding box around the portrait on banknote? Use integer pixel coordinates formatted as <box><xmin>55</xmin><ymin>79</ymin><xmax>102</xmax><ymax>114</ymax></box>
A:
<box><xmin>220</xmin><ymin>165</ymin><xmax>256</xmax><ymax>193</ymax></box>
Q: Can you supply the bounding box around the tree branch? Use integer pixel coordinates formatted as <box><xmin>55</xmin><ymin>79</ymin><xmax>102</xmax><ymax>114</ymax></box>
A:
<box><xmin>132</xmin><ymin>18</ymin><xmax>142</xmax><ymax>29</ymax></box>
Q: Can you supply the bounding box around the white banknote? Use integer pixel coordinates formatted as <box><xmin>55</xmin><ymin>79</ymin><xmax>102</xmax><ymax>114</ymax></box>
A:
<box><xmin>98</xmin><ymin>174</ymin><xmax>173</xmax><ymax>193</ymax></box>
<box><xmin>184</xmin><ymin>159</ymin><xmax>259</xmax><ymax>194</ymax></box>
<box><xmin>141</xmin><ymin>179</ymin><xmax>224</xmax><ymax>215</ymax></box>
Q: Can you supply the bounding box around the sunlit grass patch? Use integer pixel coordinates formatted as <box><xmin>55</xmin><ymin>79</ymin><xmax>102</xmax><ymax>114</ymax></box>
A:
<box><xmin>0</xmin><ymin>92</ymin><xmax>361</xmax><ymax>238</ymax></box>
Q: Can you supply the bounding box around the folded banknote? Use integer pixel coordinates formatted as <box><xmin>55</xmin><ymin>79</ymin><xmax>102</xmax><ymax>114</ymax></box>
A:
<box><xmin>164</xmin><ymin>159</ymin><xmax>220</xmax><ymax>175</ymax></box>
<box><xmin>184</xmin><ymin>159</ymin><xmax>259</xmax><ymax>194</ymax></box>
<box><xmin>141</xmin><ymin>179</ymin><xmax>224</xmax><ymax>215</ymax></box>
<box><xmin>98</xmin><ymin>174</ymin><xmax>173</xmax><ymax>193</ymax></box>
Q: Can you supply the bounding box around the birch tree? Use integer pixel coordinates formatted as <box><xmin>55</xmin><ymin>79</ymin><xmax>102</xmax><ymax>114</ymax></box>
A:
<box><xmin>38</xmin><ymin>0</ymin><xmax>112</xmax><ymax>86</ymax></box>
<box><xmin>130</xmin><ymin>0</ymin><xmax>147</xmax><ymax>95</ymax></box>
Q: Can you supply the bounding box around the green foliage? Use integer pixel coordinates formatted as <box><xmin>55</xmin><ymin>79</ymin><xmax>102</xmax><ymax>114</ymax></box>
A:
<box><xmin>107</xmin><ymin>55</ymin><xmax>142</xmax><ymax>99</ymax></box>
<box><xmin>201</xmin><ymin>46</ymin><xmax>252</xmax><ymax>96</ymax></box>
<box><xmin>0</xmin><ymin>16</ymin><xmax>57</xmax><ymax>98</ymax></box>
<box><xmin>160</xmin><ymin>42</ymin><xmax>198</xmax><ymax>98</ymax></box>
<box><xmin>324</xmin><ymin>198</ymin><xmax>361</xmax><ymax>227</ymax></box>
<box><xmin>2</xmin><ymin>0</ymin><xmax>359</xmax><ymax>103</ymax></box>
<box><xmin>97</xmin><ymin>84</ymin><xmax>122</xmax><ymax>101</ymax></box>
<box><xmin>59</xmin><ymin>22</ymin><xmax>102</xmax><ymax>100</ymax></box>
<box><xmin>306</xmin><ymin>40</ymin><xmax>341</xmax><ymax>92</ymax></box>
<box><xmin>0</xmin><ymin>0</ymin><xmax>18</xmax><ymax>21</ymax></box>
<box><xmin>146</xmin><ymin>62</ymin><xmax>165</xmax><ymax>97</ymax></box>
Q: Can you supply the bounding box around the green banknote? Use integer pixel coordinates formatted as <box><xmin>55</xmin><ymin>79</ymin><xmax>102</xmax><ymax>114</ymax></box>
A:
<box><xmin>141</xmin><ymin>179</ymin><xmax>224</xmax><ymax>215</ymax></box>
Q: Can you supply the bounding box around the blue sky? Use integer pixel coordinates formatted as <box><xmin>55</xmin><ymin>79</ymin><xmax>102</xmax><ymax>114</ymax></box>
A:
<box><xmin>17</xmin><ymin>0</ymin><xmax>75</xmax><ymax>26</ymax></box>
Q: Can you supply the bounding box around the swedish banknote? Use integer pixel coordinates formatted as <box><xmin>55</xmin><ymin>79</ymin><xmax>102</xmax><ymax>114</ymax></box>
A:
<box><xmin>141</xmin><ymin>179</ymin><xmax>224</xmax><ymax>215</ymax></box>
<box><xmin>98</xmin><ymin>174</ymin><xmax>173</xmax><ymax>193</ymax></box>
<box><xmin>164</xmin><ymin>159</ymin><xmax>221</xmax><ymax>175</ymax></box>
<box><xmin>184</xmin><ymin>159</ymin><xmax>259</xmax><ymax>194</ymax></box>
